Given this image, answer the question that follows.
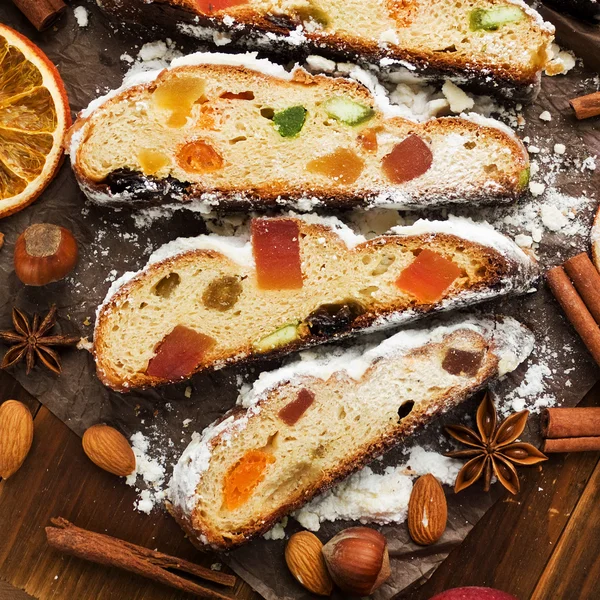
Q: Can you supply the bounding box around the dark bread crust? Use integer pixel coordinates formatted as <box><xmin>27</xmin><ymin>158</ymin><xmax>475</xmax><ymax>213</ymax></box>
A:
<box><xmin>167</xmin><ymin>329</ymin><xmax>499</xmax><ymax>550</ymax></box>
<box><xmin>98</xmin><ymin>0</ymin><xmax>549</xmax><ymax>101</ymax></box>
<box><xmin>94</xmin><ymin>224</ymin><xmax>537</xmax><ymax>392</ymax></box>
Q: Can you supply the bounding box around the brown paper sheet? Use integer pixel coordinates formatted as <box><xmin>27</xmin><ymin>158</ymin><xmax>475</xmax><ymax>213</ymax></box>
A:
<box><xmin>0</xmin><ymin>2</ymin><xmax>599</xmax><ymax>598</ymax></box>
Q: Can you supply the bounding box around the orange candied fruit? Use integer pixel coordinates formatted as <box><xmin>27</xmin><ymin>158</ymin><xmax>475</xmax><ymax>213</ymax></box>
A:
<box><xmin>176</xmin><ymin>139</ymin><xmax>224</xmax><ymax>174</ymax></box>
<box><xmin>396</xmin><ymin>249</ymin><xmax>462</xmax><ymax>303</ymax></box>
<box><xmin>193</xmin><ymin>0</ymin><xmax>249</xmax><ymax>14</ymax></box>
<box><xmin>252</xmin><ymin>218</ymin><xmax>303</xmax><ymax>290</ymax></box>
<box><xmin>223</xmin><ymin>450</ymin><xmax>276</xmax><ymax>510</ymax></box>
<box><xmin>306</xmin><ymin>148</ymin><xmax>365</xmax><ymax>185</ymax></box>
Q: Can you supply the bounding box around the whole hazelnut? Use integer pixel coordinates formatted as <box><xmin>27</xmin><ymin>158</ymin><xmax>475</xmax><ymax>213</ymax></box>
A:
<box><xmin>322</xmin><ymin>527</ymin><xmax>390</xmax><ymax>596</ymax></box>
<box><xmin>14</xmin><ymin>223</ymin><xmax>78</xmax><ymax>286</ymax></box>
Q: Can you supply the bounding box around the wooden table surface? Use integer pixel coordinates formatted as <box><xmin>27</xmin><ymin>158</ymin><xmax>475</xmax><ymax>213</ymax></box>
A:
<box><xmin>1</xmin><ymin>369</ymin><xmax>599</xmax><ymax>600</ymax></box>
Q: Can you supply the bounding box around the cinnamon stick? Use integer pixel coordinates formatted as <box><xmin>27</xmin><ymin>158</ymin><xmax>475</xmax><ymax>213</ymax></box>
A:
<box><xmin>569</xmin><ymin>91</ymin><xmax>600</xmax><ymax>120</ymax></box>
<box><xmin>546</xmin><ymin>265</ymin><xmax>600</xmax><ymax>366</ymax></box>
<box><xmin>542</xmin><ymin>437</ymin><xmax>600</xmax><ymax>453</ymax></box>
<box><xmin>11</xmin><ymin>0</ymin><xmax>66</xmax><ymax>31</ymax></box>
<box><xmin>564</xmin><ymin>253</ymin><xmax>600</xmax><ymax>324</ymax></box>
<box><xmin>46</xmin><ymin>518</ymin><xmax>235</xmax><ymax>599</ymax></box>
<box><xmin>542</xmin><ymin>407</ymin><xmax>600</xmax><ymax>439</ymax></box>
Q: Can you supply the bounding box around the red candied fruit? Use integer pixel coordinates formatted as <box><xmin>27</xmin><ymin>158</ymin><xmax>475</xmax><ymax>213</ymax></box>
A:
<box><xmin>396</xmin><ymin>249</ymin><xmax>462</xmax><ymax>303</ymax></box>
<box><xmin>193</xmin><ymin>0</ymin><xmax>248</xmax><ymax>14</ymax></box>
<box><xmin>381</xmin><ymin>134</ymin><xmax>433</xmax><ymax>184</ymax></box>
<box><xmin>278</xmin><ymin>388</ymin><xmax>315</xmax><ymax>426</ymax></box>
<box><xmin>252</xmin><ymin>218</ymin><xmax>303</xmax><ymax>290</ymax></box>
<box><xmin>146</xmin><ymin>325</ymin><xmax>215</xmax><ymax>380</ymax></box>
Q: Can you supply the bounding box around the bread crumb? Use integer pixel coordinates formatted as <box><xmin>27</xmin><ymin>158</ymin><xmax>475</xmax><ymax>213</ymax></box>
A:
<box><xmin>515</xmin><ymin>234</ymin><xmax>533</xmax><ymax>248</ymax></box>
<box><xmin>305</xmin><ymin>55</ymin><xmax>336</xmax><ymax>73</ymax></box>
<box><xmin>545</xmin><ymin>44</ymin><xmax>576</xmax><ymax>76</ymax></box>
<box><xmin>441</xmin><ymin>80</ymin><xmax>474</xmax><ymax>113</ymax></box>
<box><xmin>554</xmin><ymin>144</ymin><xmax>566</xmax><ymax>155</ymax></box>
<box><xmin>539</xmin><ymin>111</ymin><xmax>551</xmax><ymax>122</ymax></box>
<box><xmin>529</xmin><ymin>182</ymin><xmax>546</xmax><ymax>196</ymax></box>
<box><xmin>73</xmin><ymin>6</ymin><xmax>89</xmax><ymax>27</ymax></box>
<box><xmin>528</xmin><ymin>145</ymin><xmax>541</xmax><ymax>154</ymax></box>
<box><xmin>541</xmin><ymin>205</ymin><xmax>569</xmax><ymax>231</ymax></box>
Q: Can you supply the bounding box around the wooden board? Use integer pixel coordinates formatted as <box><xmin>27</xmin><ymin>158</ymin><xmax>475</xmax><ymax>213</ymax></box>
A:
<box><xmin>1</xmin><ymin>369</ymin><xmax>600</xmax><ymax>600</ymax></box>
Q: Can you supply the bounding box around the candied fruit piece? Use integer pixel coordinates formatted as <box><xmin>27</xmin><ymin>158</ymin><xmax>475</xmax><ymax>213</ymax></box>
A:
<box><xmin>152</xmin><ymin>75</ymin><xmax>206</xmax><ymax>127</ymax></box>
<box><xmin>146</xmin><ymin>325</ymin><xmax>215</xmax><ymax>380</ymax></box>
<box><xmin>202</xmin><ymin>275</ymin><xmax>242</xmax><ymax>311</ymax></box>
<box><xmin>396</xmin><ymin>249</ymin><xmax>462</xmax><ymax>303</ymax></box>
<box><xmin>223</xmin><ymin>450</ymin><xmax>276</xmax><ymax>510</ymax></box>
<box><xmin>381</xmin><ymin>134</ymin><xmax>433</xmax><ymax>184</ymax></box>
<box><xmin>253</xmin><ymin>323</ymin><xmax>300</xmax><ymax>353</ymax></box>
<box><xmin>278</xmin><ymin>389</ymin><xmax>315</xmax><ymax>426</ymax></box>
<box><xmin>176</xmin><ymin>140</ymin><xmax>223</xmax><ymax>174</ymax></box>
<box><xmin>322</xmin><ymin>96</ymin><xmax>374</xmax><ymax>125</ymax></box>
<box><xmin>273</xmin><ymin>106</ymin><xmax>307</xmax><ymax>138</ymax></box>
<box><xmin>357</xmin><ymin>128</ymin><xmax>379</xmax><ymax>153</ymax></box>
<box><xmin>442</xmin><ymin>348</ymin><xmax>484</xmax><ymax>377</ymax></box>
<box><xmin>252</xmin><ymin>218</ymin><xmax>303</xmax><ymax>289</ymax></box>
<box><xmin>470</xmin><ymin>6</ymin><xmax>524</xmax><ymax>31</ymax></box>
<box><xmin>193</xmin><ymin>0</ymin><xmax>249</xmax><ymax>14</ymax></box>
<box><xmin>306</xmin><ymin>148</ymin><xmax>365</xmax><ymax>185</ymax></box>
<box><xmin>138</xmin><ymin>149</ymin><xmax>170</xmax><ymax>176</ymax></box>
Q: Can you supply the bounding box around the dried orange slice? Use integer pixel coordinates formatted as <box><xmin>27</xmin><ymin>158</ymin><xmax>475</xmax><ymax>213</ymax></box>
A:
<box><xmin>0</xmin><ymin>24</ymin><xmax>70</xmax><ymax>218</ymax></box>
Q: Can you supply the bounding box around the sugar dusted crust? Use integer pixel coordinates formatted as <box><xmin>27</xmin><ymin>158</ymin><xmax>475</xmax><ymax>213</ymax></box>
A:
<box><xmin>167</xmin><ymin>316</ymin><xmax>534</xmax><ymax>550</ymax></box>
<box><xmin>93</xmin><ymin>216</ymin><xmax>537</xmax><ymax>391</ymax></box>
<box><xmin>70</xmin><ymin>58</ymin><xmax>530</xmax><ymax>212</ymax></box>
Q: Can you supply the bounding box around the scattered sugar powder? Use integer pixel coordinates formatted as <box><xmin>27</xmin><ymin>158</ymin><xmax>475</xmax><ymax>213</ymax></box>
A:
<box><xmin>290</xmin><ymin>447</ymin><xmax>460</xmax><ymax>533</ymax></box>
<box><xmin>126</xmin><ymin>432</ymin><xmax>167</xmax><ymax>514</ymax></box>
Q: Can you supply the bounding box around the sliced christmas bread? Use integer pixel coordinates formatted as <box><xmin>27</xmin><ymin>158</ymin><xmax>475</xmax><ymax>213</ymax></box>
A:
<box><xmin>98</xmin><ymin>0</ymin><xmax>554</xmax><ymax>101</ymax></box>
<box><xmin>69</xmin><ymin>54</ymin><xmax>530</xmax><ymax>211</ymax></box>
<box><xmin>167</xmin><ymin>316</ymin><xmax>534</xmax><ymax>550</ymax></box>
<box><xmin>93</xmin><ymin>215</ymin><xmax>537</xmax><ymax>391</ymax></box>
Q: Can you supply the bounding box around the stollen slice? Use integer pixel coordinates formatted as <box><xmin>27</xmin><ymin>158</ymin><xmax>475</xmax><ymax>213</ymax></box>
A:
<box><xmin>93</xmin><ymin>215</ymin><xmax>537</xmax><ymax>391</ymax></box>
<box><xmin>97</xmin><ymin>0</ymin><xmax>554</xmax><ymax>102</ymax></box>
<box><xmin>167</xmin><ymin>315</ymin><xmax>534</xmax><ymax>550</ymax></box>
<box><xmin>69</xmin><ymin>53</ymin><xmax>530</xmax><ymax>212</ymax></box>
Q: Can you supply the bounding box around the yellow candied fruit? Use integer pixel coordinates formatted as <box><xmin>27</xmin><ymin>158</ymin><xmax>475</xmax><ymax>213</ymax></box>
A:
<box><xmin>137</xmin><ymin>148</ymin><xmax>170</xmax><ymax>176</ymax></box>
<box><xmin>152</xmin><ymin>75</ymin><xmax>206</xmax><ymax>128</ymax></box>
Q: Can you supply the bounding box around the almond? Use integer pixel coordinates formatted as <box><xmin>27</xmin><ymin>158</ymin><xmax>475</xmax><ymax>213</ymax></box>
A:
<box><xmin>0</xmin><ymin>400</ymin><xmax>34</xmax><ymax>479</ymax></box>
<box><xmin>82</xmin><ymin>424</ymin><xmax>136</xmax><ymax>477</ymax></box>
<box><xmin>285</xmin><ymin>531</ymin><xmax>333</xmax><ymax>596</ymax></box>
<box><xmin>408</xmin><ymin>473</ymin><xmax>447</xmax><ymax>545</ymax></box>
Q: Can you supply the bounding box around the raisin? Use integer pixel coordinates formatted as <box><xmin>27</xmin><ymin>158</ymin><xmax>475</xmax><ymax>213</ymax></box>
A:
<box><xmin>202</xmin><ymin>276</ymin><xmax>243</xmax><ymax>311</ymax></box>
<box><xmin>442</xmin><ymin>348</ymin><xmax>484</xmax><ymax>377</ymax></box>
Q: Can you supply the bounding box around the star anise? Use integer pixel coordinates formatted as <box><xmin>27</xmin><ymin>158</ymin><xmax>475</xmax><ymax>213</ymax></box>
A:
<box><xmin>0</xmin><ymin>306</ymin><xmax>79</xmax><ymax>375</ymax></box>
<box><xmin>445</xmin><ymin>393</ymin><xmax>548</xmax><ymax>495</ymax></box>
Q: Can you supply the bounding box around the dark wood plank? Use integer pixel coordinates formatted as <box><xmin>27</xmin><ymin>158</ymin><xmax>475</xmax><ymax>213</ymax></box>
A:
<box><xmin>531</xmin><ymin>455</ymin><xmax>600</xmax><ymax>599</ymax></box>
<box><xmin>0</xmin><ymin>402</ymin><xmax>259</xmax><ymax>600</ymax></box>
<box><xmin>397</xmin><ymin>383</ymin><xmax>600</xmax><ymax>600</ymax></box>
<box><xmin>0</xmin><ymin>579</ymin><xmax>36</xmax><ymax>600</ymax></box>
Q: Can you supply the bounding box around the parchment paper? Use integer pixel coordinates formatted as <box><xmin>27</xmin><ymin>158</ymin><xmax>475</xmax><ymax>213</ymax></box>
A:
<box><xmin>0</xmin><ymin>2</ymin><xmax>599</xmax><ymax>598</ymax></box>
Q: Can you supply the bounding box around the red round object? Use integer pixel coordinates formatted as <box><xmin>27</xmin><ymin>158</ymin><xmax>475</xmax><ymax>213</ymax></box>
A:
<box><xmin>428</xmin><ymin>587</ymin><xmax>519</xmax><ymax>600</ymax></box>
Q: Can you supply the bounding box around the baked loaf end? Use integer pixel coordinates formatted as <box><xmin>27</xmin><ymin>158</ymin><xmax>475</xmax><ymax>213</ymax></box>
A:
<box><xmin>98</xmin><ymin>0</ymin><xmax>553</xmax><ymax>100</ymax></box>
<box><xmin>167</xmin><ymin>316</ymin><xmax>534</xmax><ymax>550</ymax></box>
<box><xmin>70</xmin><ymin>58</ymin><xmax>530</xmax><ymax>211</ymax></box>
<box><xmin>93</xmin><ymin>216</ymin><xmax>537</xmax><ymax>392</ymax></box>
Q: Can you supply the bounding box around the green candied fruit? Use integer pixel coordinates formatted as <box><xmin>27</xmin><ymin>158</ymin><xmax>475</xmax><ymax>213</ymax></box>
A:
<box><xmin>518</xmin><ymin>166</ymin><xmax>530</xmax><ymax>189</ymax></box>
<box><xmin>253</xmin><ymin>323</ymin><xmax>300</xmax><ymax>352</ymax></box>
<box><xmin>273</xmin><ymin>106</ymin><xmax>307</xmax><ymax>138</ymax></box>
<box><xmin>469</xmin><ymin>6</ymin><xmax>524</xmax><ymax>31</ymax></box>
<box><xmin>322</xmin><ymin>96</ymin><xmax>375</xmax><ymax>126</ymax></box>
